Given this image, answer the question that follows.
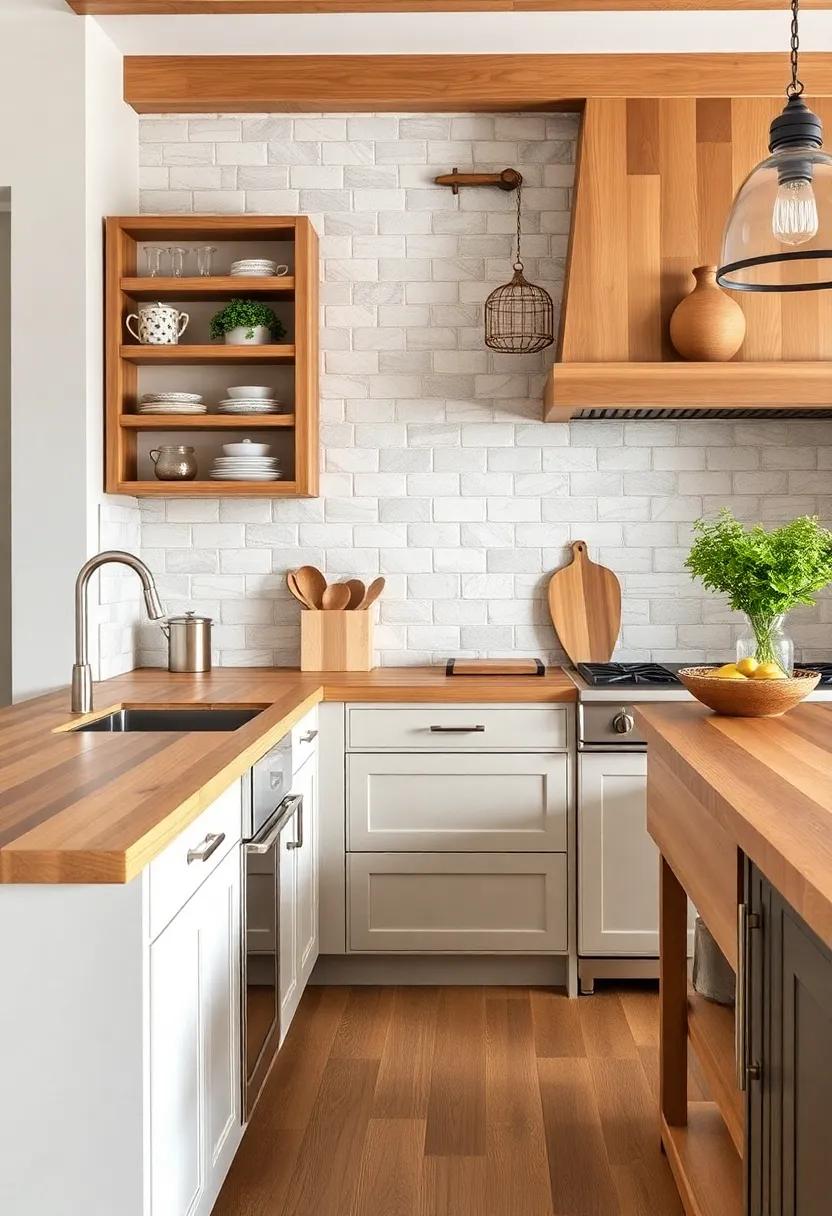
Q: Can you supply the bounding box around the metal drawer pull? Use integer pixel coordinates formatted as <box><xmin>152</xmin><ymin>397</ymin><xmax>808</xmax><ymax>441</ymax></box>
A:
<box><xmin>735</xmin><ymin>902</ymin><xmax>761</xmax><ymax>1090</ymax></box>
<box><xmin>187</xmin><ymin>832</ymin><xmax>226</xmax><ymax>865</ymax></box>
<box><xmin>429</xmin><ymin>724</ymin><xmax>486</xmax><ymax>733</ymax></box>
<box><xmin>300</xmin><ymin>729</ymin><xmax>319</xmax><ymax>743</ymax></box>
<box><xmin>287</xmin><ymin>797</ymin><xmax>304</xmax><ymax>851</ymax></box>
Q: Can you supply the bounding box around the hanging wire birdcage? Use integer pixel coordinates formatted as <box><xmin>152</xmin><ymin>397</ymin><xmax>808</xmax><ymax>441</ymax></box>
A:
<box><xmin>485</xmin><ymin>184</ymin><xmax>554</xmax><ymax>354</ymax></box>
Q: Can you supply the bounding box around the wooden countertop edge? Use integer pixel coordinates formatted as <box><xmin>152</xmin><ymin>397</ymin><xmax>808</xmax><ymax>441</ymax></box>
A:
<box><xmin>0</xmin><ymin>667</ymin><xmax>577</xmax><ymax>885</ymax></box>
<box><xmin>636</xmin><ymin>704</ymin><xmax>832</xmax><ymax>951</ymax></box>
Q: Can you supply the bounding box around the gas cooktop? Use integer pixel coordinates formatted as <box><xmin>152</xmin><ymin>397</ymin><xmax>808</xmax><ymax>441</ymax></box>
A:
<box><xmin>577</xmin><ymin>661</ymin><xmax>832</xmax><ymax>688</ymax></box>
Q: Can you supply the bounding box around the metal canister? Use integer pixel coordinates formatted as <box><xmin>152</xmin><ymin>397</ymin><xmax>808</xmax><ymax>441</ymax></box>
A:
<box><xmin>162</xmin><ymin>611</ymin><xmax>213</xmax><ymax>673</ymax></box>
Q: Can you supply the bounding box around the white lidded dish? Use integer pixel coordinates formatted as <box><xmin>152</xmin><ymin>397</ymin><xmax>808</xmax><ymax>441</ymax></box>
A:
<box><xmin>221</xmin><ymin>441</ymin><xmax>272</xmax><ymax>457</ymax></box>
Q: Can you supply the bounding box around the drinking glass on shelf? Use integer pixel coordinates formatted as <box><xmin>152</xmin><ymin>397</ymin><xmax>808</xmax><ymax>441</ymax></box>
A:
<box><xmin>196</xmin><ymin>245</ymin><xmax>218</xmax><ymax>277</ymax></box>
<box><xmin>143</xmin><ymin>246</ymin><xmax>167</xmax><ymax>277</ymax></box>
<box><xmin>169</xmin><ymin>247</ymin><xmax>189</xmax><ymax>277</ymax></box>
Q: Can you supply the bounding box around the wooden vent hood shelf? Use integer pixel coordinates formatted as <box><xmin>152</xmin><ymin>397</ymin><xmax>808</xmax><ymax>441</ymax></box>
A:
<box><xmin>548</xmin><ymin>97</ymin><xmax>832</xmax><ymax>422</ymax></box>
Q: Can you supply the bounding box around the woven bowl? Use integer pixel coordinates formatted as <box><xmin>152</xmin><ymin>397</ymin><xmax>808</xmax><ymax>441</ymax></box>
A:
<box><xmin>678</xmin><ymin>666</ymin><xmax>820</xmax><ymax>717</ymax></box>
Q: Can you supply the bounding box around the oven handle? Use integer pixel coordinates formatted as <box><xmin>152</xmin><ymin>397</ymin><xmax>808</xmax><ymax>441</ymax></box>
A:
<box><xmin>245</xmin><ymin>795</ymin><xmax>302</xmax><ymax>855</ymax></box>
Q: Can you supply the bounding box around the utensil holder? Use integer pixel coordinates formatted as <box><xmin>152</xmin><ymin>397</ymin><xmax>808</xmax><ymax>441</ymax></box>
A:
<box><xmin>300</xmin><ymin>610</ymin><xmax>374</xmax><ymax>672</ymax></box>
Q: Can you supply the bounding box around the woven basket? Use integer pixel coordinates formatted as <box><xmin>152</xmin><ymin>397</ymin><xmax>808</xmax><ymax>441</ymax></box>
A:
<box><xmin>678</xmin><ymin>666</ymin><xmax>820</xmax><ymax>717</ymax></box>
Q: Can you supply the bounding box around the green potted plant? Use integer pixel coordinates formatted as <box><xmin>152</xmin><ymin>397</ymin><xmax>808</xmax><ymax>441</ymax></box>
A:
<box><xmin>685</xmin><ymin>509</ymin><xmax>832</xmax><ymax>674</ymax></box>
<box><xmin>209</xmin><ymin>299</ymin><xmax>286</xmax><ymax>346</ymax></box>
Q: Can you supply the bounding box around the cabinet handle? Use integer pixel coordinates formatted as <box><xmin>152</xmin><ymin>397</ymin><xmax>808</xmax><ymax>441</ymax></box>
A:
<box><xmin>429</xmin><ymin>724</ymin><xmax>486</xmax><ymax>733</ymax></box>
<box><xmin>287</xmin><ymin>797</ymin><xmax>304</xmax><ymax>851</ymax></box>
<box><xmin>300</xmin><ymin>729</ymin><xmax>318</xmax><ymax>743</ymax></box>
<box><xmin>736</xmin><ymin>902</ymin><xmax>761</xmax><ymax>1090</ymax></box>
<box><xmin>186</xmin><ymin>831</ymin><xmax>225</xmax><ymax>865</ymax></box>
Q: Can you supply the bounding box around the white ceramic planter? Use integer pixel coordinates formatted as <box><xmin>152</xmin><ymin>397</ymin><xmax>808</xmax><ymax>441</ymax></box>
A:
<box><xmin>224</xmin><ymin>325</ymin><xmax>271</xmax><ymax>345</ymax></box>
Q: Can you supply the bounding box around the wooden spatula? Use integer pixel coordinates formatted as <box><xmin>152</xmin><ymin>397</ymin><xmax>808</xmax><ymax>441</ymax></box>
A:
<box><xmin>547</xmin><ymin>541</ymin><xmax>622</xmax><ymax>664</ymax></box>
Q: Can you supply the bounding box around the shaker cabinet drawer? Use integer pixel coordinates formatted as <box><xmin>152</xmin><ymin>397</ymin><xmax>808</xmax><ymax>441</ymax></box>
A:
<box><xmin>348</xmin><ymin>853</ymin><xmax>568</xmax><ymax>953</ymax></box>
<box><xmin>346</xmin><ymin>703</ymin><xmax>569</xmax><ymax>752</ymax></box>
<box><xmin>148</xmin><ymin>780</ymin><xmax>242</xmax><ymax>941</ymax></box>
<box><xmin>348</xmin><ymin>752</ymin><xmax>568</xmax><ymax>852</ymax></box>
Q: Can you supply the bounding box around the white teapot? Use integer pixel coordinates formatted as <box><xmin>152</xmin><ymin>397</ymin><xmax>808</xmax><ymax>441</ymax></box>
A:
<box><xmin>126</xmin><ymin>302</ymin><xmax>189</xmax><ymax>345</ymax></box>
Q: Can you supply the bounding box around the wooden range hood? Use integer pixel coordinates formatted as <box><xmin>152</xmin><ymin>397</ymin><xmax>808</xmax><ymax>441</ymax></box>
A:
<box><xmin>547</xmin><ymin>97</ymin><xmax>832</xmax><ymax>422</ymax></box>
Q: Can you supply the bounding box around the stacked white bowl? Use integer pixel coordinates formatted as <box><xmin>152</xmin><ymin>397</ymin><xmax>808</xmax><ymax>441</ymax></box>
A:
<box><xmin>230</xmin><ymin>258</ymin><xmax>282</xmax><ymax>278</ymax></box>
<box><xmin>217</xmin><ymin>385</ymin><xmax>286</xmax><ymax>415</ymax></box>
<box><xmin>210</xmin><ymin>439</ymin><xmax>282</xmax><ymax>481</ymax></box>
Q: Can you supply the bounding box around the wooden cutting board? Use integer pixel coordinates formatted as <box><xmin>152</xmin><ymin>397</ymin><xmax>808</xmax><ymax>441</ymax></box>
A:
<box><xmin>547</xmin><ymin>541</ymin><xmax>622</xmax><ymax>664</ymax></box>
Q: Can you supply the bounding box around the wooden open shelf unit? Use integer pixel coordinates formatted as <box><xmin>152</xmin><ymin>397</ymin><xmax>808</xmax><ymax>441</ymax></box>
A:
<box><xmin>105</xmin><ymin>215</ymin><xmax>318</xmax><ymax>497</ymax></box>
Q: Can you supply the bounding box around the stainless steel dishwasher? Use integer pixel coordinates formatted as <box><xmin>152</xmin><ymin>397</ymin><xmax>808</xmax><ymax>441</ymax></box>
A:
<box><xmin>241</xmin><ymin>734</ymin><xmax>303</xmax><ymax>1119</ymax></box>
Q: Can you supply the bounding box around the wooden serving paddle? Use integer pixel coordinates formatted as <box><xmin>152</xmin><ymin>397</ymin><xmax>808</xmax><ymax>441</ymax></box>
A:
<box><xmin>547</xmin><ymin>541</ymin><xmax>622</xmax><ymax>664</ymax></box>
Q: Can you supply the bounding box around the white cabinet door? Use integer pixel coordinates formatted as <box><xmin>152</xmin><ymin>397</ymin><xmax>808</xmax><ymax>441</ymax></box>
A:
<box><xmin>349</xmin><ymin>852</ymin><xmax>568</xmax><ymax>953</ymax></box>
<box><xmin>294</xmin><ymin>752</ymin><xmax>319</xmax><ymax>991</ymax></box>
<box><xmin>149</xmin><ymin>888</ymin><xmax>203</xmax><ymax>1216</ymax></box>
<box><xmin>278</xmin><ymin>809</ymin><xmax>299</xmax><ymax>1042</ymax></box>
<box><xmin>148</xmin><ymin>847</ymin><xmax>242</xmax><ymax>1216</ymax></box>
<box><xmin>200</xmin><ymin>849</ymin><xmax>242</xmax><ymax>1210</ymax></box>
<box><xmin>348</xmin><ymin>752</ymin><xmax>568</xmax><ymax>852</ymax></box>
<box><xmin>579</xmin><ymin>752</ymin><xmax>660</xmax><ymax>956</ymax></box>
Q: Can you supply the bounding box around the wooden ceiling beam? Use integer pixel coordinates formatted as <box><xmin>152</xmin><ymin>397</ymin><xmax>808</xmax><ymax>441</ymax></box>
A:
<box><xmin>67</xmin><ymin>1</ymin><xmax>832</xmax><ymax>13</ymax></box>
<box><xmin>124</xmin><ymin>52</ymin><xmax>832</xmax><ymax>113</ymax></box>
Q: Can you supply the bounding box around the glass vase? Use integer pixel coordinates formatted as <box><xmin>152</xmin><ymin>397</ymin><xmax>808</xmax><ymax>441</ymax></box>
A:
<box><xmin>736</xmin><ymin>613</ymin><xmax>794</xmax><ymax>675</ymax></box>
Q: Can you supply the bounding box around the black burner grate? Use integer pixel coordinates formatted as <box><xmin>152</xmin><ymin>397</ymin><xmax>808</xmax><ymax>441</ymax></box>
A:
<box><xmin>577</xmin><ymin>662</ymin><xmax>682</xmax><ymax>687</ymax></box>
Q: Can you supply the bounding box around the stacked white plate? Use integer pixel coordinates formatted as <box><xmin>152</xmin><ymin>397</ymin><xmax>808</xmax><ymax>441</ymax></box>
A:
<box><xmin>230</xmin><ymin>258</ymin><xmax>280</xmax><ymax>278</ymax></box>
<box><xmin>138</xmin><ymin>391</ymin><xmax>206</xmax><ymax>415</ymax></box>
<box><xmin>216</xmin><ymin>398</ymin><xmax>286</xmax><ymax>415</ymax></box>
<box><xmin>210</xmin><ymin>456</ymin><xmax>283</xmax><ymax>482</ymax></box>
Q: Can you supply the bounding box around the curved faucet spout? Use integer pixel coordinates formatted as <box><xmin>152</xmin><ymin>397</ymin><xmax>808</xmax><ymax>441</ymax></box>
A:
<box><xmin>72</xmin><ymin>550</ymin><xmax>165</xmax><ymax>713</ymax></box>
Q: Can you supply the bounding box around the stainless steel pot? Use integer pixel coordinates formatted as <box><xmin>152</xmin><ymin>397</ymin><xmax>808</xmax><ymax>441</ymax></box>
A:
<box><xmin>162</xmin><ymin>611</ymin><xmax>212</xmax><ymax>673</ymax></box>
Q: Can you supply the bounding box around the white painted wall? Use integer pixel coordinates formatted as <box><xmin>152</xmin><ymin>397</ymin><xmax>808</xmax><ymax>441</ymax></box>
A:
<box><xmin>0</xmin><ymin>2</ymin><xmax>139</xmax><ymax>699</ymax></box>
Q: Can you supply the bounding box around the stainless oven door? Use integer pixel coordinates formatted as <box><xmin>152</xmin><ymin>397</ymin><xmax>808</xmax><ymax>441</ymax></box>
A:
<box><xmin>242</xmin><ymin>793</ymin><xmax>301</xmax><ymax>1121</ymax></box>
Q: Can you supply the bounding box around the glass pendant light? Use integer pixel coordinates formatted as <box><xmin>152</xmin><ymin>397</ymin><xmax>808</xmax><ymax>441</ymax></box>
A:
<box><xmin>717</xmin><ymin>0</ymin><xmax>832</xmax><ymax>292</ymax></box>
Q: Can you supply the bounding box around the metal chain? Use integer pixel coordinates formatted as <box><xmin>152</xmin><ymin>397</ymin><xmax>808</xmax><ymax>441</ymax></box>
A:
<box><xmin>514</xmin><ymin>183</ymin><xmax>524</xmax><ymax>270</ymax></box>
<box><xmin>787</xmin><ymin>0</ymin><xmax>804</xmax><ymax>97</ymax></box>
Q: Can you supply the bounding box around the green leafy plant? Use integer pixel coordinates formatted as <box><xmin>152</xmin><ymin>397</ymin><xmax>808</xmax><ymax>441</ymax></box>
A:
<box><xmin>209</xmin><ymin>298</ymin><xmax>285</xmax><ymax>342</ymax></box>
<box><xmin>685</xmin><ymin>509</ymin><xmax>832</xmax><ymax>665</ymax></box>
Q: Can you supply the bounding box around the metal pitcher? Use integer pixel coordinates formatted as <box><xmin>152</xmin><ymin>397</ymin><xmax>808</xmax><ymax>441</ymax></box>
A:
<box><xmin>161</xmin><ymin>611</ymin><xmax>213</xmax><ymax>673</ymax></box>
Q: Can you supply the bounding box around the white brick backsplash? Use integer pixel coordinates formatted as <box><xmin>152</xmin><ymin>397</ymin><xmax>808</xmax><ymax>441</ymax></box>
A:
<box><xmin>136</xmin><ymin>110</ymin><xmax>832</xmax><ymax>667</ymax></box>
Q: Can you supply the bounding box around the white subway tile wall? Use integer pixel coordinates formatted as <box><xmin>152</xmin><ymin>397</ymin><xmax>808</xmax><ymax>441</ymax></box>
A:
<box><xmin>98</xmin><ymin>500</ymin><xmax>143</xmax><ymax>678</ymax></box>
<box><xmin>137</xmin><ymin>112</ymin><xmax>832</xmax><ymax>667</ymax></box>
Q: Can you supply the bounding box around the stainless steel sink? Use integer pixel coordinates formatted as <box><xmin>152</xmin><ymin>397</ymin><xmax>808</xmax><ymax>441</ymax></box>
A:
<box><xmin>70</xmin><ymin>706</ymin><xmax>265</xmax><ymax>733</ymax></box>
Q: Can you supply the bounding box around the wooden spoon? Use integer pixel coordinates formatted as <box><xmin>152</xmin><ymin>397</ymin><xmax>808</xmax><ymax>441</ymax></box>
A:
<box><xmin>321</xmin><ymin>582</ymin><xmax>351</xmax><ymax>611</ymax></box>
<box><xmin>357</xmin><ymin>576</ymin><xmax>385</xmax><ymax>611</ymax></box>
<box><xmin>287</xmin><ymin>570</ymin><xmax>316</xmax><ymax>610</ymax></box>
<box><xmin>344</xmin><ymin>578</ymin><xmax>366</xmax><ymax>610</ymax></box>
<box><xmin>293</xmin><ymin>565</ymin><xmax>326</xmax><ymax>610</ymax></box>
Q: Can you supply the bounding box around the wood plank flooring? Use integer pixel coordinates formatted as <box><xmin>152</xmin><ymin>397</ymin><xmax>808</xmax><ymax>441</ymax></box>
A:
<box><xmin>214</xmin><ymin>984</ymin><xmax>685</xmax><ymax>1216</ymax></box>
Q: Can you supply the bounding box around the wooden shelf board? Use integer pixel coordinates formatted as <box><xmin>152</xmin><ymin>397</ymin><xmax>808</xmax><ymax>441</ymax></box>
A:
<box><xmin>119</xmin><ymin>343</ymin><xmax>296</xmax><ymax>365</ymax></box>
<box><xmin>121</xmin><ymin>275</ymin><xmax>295</xmax><ymax>300</ymax></box>
<box><xmin>687</xmin><ymin>993</ymin><xmax>744</xmax><ymax>1156</ymax></box>
<box><xmin>544</xmin><ymin>361</ymin><xmax>832</xmax><ymax>420</ymax></box>
<box><xmin>662</xmin><ymin>1105</ymin><xmax>743</xmax><ymax>1216</ymax></box>
<box><xmin>116</xmin><ymin>480</ymin><xmax>301</xmax><ymax>497</ymax></box>
<box><xmin>110</xmin><ymin>215</ymin><xmax>300</xmax><ymax>241</ymax></box>
<box><xmin>120</xmin><ymin>414</ymin><xmax>295</xmax><ymax>429</ymax></box>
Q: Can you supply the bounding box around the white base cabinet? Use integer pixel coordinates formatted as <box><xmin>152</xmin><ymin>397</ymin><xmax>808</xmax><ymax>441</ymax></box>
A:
<box><xmin>0</xmin><ymin>780</ymin><xmax>244</xmax><ymax>1216</ymax></box>
<box><xmin>578</xmin><ymin>752</ymin><xmax>695</xmax><ymax>957</ymax></box>
<box><xmin>280</xmin><ymin>711</ymin><xmax>320</xmax><ymax>1041</ymax></box>
<box><xmin>149</xmin><ymin>846</ymin><xmax>241</xmax><ymax>1216</ymax></box>
<box><xmin>349</xmin><ymin>852</ymin><xmax>568</xmax><ymax>953</ymax></box>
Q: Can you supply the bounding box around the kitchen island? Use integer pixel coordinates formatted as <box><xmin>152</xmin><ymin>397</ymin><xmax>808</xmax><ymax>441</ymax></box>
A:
<box><xmin>637</xmin><ymin>702</ymin><xmax>832</xmax><ymax>1216</ymax></box>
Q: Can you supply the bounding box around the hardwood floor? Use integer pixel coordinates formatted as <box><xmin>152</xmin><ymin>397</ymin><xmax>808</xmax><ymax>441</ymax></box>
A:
<box><xmin>214</xmin><ymin>984</ymin><xmax>686</xmax><ymax>1216</ymax></box>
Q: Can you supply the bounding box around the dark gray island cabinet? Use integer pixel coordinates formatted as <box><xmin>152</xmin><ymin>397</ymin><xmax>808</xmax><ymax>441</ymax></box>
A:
<box><xmin>636</xmin><ymin>701</ymin><xmax>832</xmax><ymax>1216</ymax></box>
<box><xmin>746</xmin><ymin>866</ymin><xmax>832</xmax><ymax>1216</ymax></box>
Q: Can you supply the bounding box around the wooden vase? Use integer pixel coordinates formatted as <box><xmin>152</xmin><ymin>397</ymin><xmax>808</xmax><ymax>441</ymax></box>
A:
<box><xmin>669</xmin><ymin>265</ymin><xmax>746</xmax><ymax>361</ymax></box>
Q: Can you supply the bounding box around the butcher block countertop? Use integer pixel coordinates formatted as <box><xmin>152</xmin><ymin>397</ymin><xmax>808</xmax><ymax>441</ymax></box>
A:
<box><xmin>0</xmin><ymin>666</ymin><xmax>576</xmax><ymax>885</ymax></box>
<box><xmin>637</xmin><ymin>702</ymin><xmax>832</xmax><ymax>951</ymax></box>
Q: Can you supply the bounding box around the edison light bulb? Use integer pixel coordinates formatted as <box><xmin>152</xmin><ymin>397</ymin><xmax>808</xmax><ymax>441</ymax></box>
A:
<box><xmin>772</xmin><ymin>176</ymin><xmax>819</xmax><ymax>246</ymax></box>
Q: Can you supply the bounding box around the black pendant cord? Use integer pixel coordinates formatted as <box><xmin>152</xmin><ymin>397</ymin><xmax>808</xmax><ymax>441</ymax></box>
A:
<box><xmin>787</xmin><ymin>0</ymin><xmax>804</xmax><ymax>98</ymax></box>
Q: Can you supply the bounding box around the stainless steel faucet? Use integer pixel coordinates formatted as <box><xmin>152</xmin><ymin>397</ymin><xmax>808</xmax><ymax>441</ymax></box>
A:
<box><xmin>72</xmin><ymin>551</ymin><xmax>165</xmax><ymax>713</ymax></box>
